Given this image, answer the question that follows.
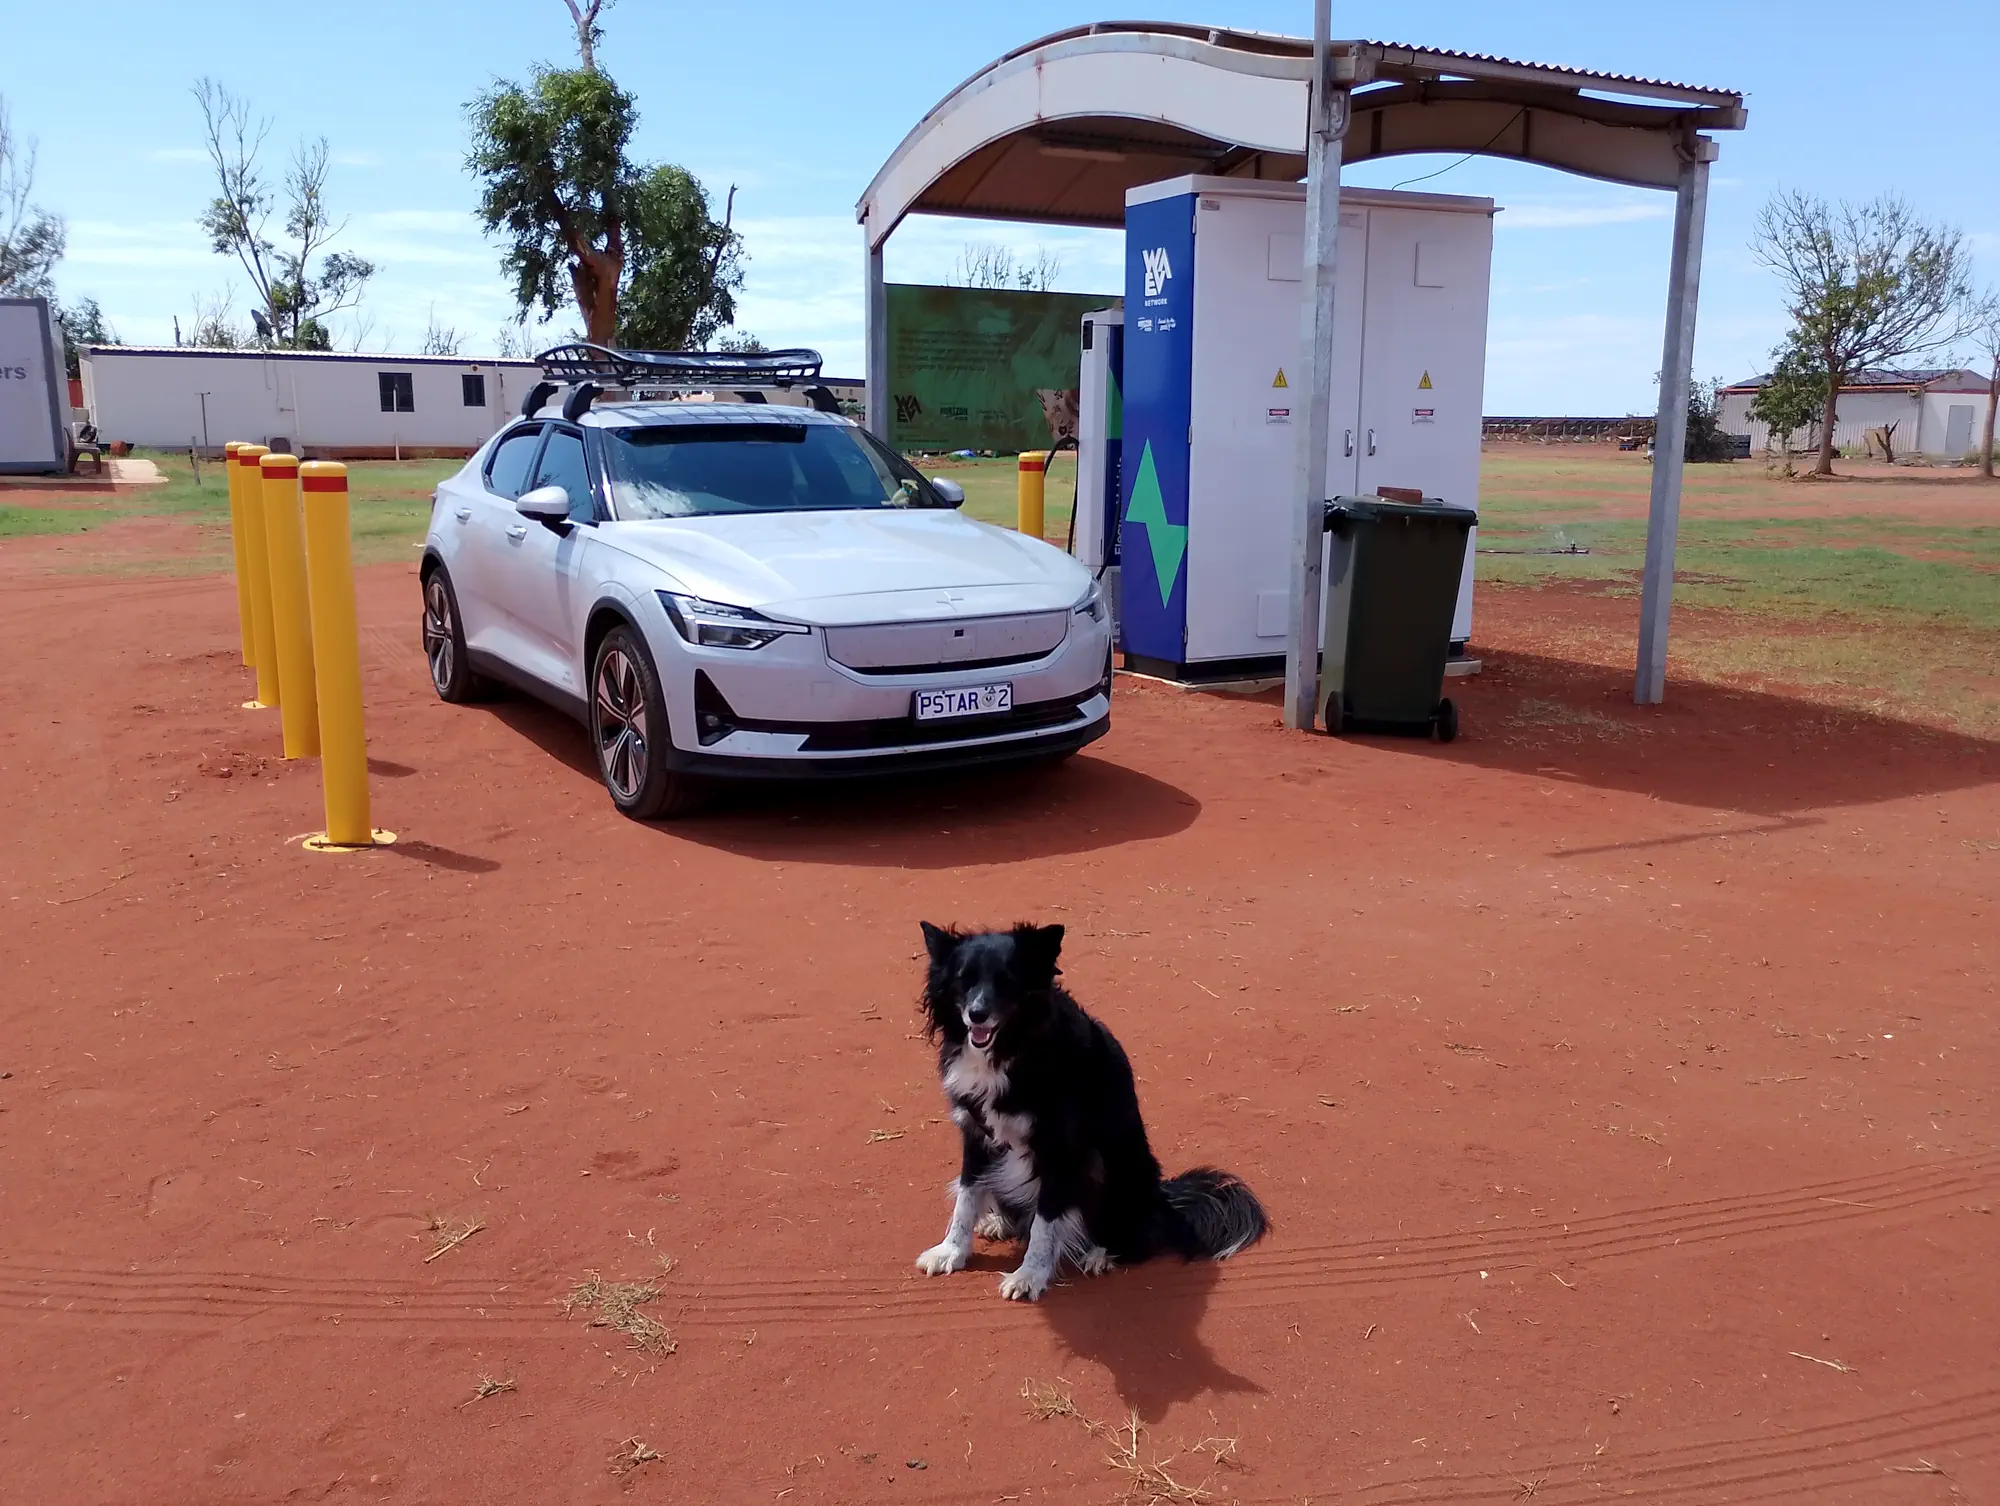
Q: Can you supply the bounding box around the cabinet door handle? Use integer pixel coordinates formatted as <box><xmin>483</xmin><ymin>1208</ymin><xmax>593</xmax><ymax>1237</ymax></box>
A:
<box><xmin>1366</xmin><ymin>428</ymin><xmax>1378</xmax><ymax>456</ymax></box>
<box><xmin>1343</xmin><ymin>428</ymin><xmax>1355</xmax><ymax>458</ymax></box>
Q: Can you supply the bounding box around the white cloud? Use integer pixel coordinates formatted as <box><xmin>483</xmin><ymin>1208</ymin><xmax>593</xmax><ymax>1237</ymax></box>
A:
<box><xmin>64</xmin><ymin>219</ymin><xmax>214</xmax><ymax>270</ymax></box>
<box><xmin>1497</xmin><ymin>201</ymin><xmax>1672</xmax><ymax>230</ymax></box>
<box><xmin>352</xmin><ymin>208</ymin><xmax>483</xmax><ymax>235</ymax></box>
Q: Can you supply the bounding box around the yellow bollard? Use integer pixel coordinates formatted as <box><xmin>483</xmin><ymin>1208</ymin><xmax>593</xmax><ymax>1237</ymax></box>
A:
<box><xmin>259</xmin><ymin>453</ymin><xmax>320</xmax><ymax>759</ymax></box>
<box><xmin>222</xmin><ymin>441</ymin><xmax>255</xmax><ymax>668</ymax></box>
<box><xmin>299</xmin><ymin>462</ymin><xmax>391</xmax><ymax>850</ymax></box>
<box><xmin>1017</xmin><ymin>450</ymin><xmax>1048</xmax><ymax>541</ymax></box>
<box><xmin>235</xmin><ymin>445</ymin><xmax>279</xmax><ymax>708</ymax></box>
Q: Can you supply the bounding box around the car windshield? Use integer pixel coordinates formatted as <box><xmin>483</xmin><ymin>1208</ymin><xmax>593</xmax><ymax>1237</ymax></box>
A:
<box><xmin>600</xmin><ymin>420</ymin><xmax>947</xmax><ymax>519</ymax></box>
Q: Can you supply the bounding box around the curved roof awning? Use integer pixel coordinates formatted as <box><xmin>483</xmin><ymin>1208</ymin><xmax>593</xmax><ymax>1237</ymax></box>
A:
<box><xmin>859</xmin><ymin>24</ymin><xmax>1745</xmax><ymax>242</ymax></box>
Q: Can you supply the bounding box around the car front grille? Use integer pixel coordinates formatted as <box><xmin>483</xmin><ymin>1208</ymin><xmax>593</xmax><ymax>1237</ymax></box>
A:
<box><xmin>822</xmin><ymin>612</ymin><xmax>1068</xmax><ymax>674</ymax></box>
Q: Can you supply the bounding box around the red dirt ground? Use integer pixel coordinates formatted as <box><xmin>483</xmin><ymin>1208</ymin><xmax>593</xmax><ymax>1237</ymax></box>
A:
<box><xmin>2</xmin><ymin>552</ymin><xmax>1997</xmax><ymax>1505</ymax></box>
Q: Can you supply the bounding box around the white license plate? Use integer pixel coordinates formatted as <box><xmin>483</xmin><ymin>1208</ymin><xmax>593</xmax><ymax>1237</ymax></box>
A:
<box><xmin>914</xmin><ymin>683</ymin><xmax>1014</xmax><ymax>722</ymax></box>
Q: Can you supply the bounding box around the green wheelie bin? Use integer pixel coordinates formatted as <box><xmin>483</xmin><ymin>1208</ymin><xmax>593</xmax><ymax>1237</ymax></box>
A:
<box><xmin>1316</xmin><ymin>494</ymin><xmax>1478</xmax><ymax>742</ymax></box>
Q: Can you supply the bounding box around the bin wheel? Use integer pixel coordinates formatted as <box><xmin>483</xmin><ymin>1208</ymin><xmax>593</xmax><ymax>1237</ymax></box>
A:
<box><xmin>1323</xmin><ymin>698</ymin><xmax>1343</xmax><ymax>736</ymax></box>
<box><xmin>1435</xmin><ymin>698</ymin><xmax>1459</xmax><ymax>744</ymax></box>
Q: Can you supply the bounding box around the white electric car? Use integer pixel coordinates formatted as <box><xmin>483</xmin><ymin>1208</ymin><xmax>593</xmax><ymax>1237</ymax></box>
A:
<box><xmin>419</xmin><ymin>345</ymin><xmax>1112</xmax><ymax>818</ymax></box>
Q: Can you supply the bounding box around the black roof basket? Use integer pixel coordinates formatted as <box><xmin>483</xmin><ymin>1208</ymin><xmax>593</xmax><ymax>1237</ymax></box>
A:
<box><xmin>534</xmin><ymin>342</ymin><xmax>824</xmax><ymax>391</ymax></box>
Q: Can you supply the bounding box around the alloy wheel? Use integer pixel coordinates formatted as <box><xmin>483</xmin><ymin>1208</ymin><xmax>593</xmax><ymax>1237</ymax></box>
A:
<box><xmin>422</xmin><ymin>578</ymin><xmax>454</xmax><ymax>692</ymax></box>
<box><xmin>594</xmin><ymin>647</ymin><xmax>649</xmax><ymax>802</ymax></box>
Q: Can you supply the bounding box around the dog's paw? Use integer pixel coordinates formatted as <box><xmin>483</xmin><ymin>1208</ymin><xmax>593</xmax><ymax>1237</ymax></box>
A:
<box><xmin>997</xmin><ymin>1265</ymin><xmax>1051</xmax><ymax>1302</ymax></box>
<box><xmin>915</xmin><ymin>1241</ymin><xmax>970</xmax><ymax>1277</ymax></box>
<box><xmin>974</xmin><ymin>1211</ymin><xmax>1016</xmax><ymax>1242</ymax></box>
<box><xmin>1078</xmin><ymin>1246</ymin><xmax>1114</xmax><ymax>1276</ymax></box>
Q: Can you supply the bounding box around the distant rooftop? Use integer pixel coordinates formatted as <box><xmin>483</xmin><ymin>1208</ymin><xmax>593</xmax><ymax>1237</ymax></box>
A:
<box><xmin>1723</xmin><ymin>368</ymin><xmax>1991</xmax><ymax>393</ymax></box>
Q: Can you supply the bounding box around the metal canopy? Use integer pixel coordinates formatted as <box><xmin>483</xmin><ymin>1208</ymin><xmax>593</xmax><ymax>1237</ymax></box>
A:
<box><xmin>860</xmin><ymin>25</ymin><xmax>1743</xmax><ymax>241</ymax></box>
<box><xmin>857</xmin><ymin>22</ymin><xmax>1746</xmax><ymax>709</ymax></box>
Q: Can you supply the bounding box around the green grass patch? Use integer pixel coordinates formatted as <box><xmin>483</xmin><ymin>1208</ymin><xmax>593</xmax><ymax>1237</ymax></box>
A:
<box><xmin>918</xmin><ymin>452</ymin><xmax>1077</xmax><ymax>542</ymax></box>
<box><xmin>0</xmin><ymin>505</ymin><xmax>100</xmax><ymax>540</ymax></box>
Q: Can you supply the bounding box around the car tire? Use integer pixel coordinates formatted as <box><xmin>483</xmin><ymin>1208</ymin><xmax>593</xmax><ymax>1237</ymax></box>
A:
<box><xmin>590</xmin><ymin>626</ymin><xmax>700</xmax><ymax>820</ymax></box>
<box><xmin>422</xmin><ymin>567</ymin><xmax>490</xmax><ymax>704</ymax></box>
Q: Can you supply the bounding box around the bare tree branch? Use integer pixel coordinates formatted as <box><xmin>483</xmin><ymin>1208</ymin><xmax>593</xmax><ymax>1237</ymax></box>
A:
<box><xmin>193</xmin><ymin>82</ymin><xmax>373</xmax><ymax>348</ymax></box>
<box><xmin>0</xmin><ymin>96</ymin><xmax>67</xmax><ymax>298</ymax></box>
<box><xmin>562</xmin><ymin>0</ymin><xmax>613</xmax><ymax>70</ymax></box>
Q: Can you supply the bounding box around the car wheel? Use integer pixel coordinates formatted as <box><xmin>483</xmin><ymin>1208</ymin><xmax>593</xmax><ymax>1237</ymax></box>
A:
<box><xmin>591</xmin><ymin>626</ymin><xmax>699</xmax><ymax>820</ymax></box>
<box><xmin>422</xmin><ymin>568</ymin><xmax>489</xmax><ymax>703</ymax></box>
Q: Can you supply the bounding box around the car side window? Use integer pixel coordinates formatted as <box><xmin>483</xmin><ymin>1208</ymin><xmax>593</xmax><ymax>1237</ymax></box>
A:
<box><xmin>485</xmin><ymin>425</ymin><xmax>544</xmax><ymax>499</ymax></box>
<box><xmin>531</xmin><ymin>427</ymin><xmax>596</xmax><ymax>522</ymax></box>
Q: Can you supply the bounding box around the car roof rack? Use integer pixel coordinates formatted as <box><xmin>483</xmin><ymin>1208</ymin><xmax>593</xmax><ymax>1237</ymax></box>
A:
<box><xmin>534</xmin><ymin>342</ymin><xmax>824</xmax><ymax>392</ymax></box>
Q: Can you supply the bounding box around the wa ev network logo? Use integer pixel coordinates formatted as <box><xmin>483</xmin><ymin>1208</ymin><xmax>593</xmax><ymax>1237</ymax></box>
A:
<box><xmin>1125</xmin><ymin>441</ymin><xmax>1186</xmax><ymax>607</ymax></box>
<box><xmin>1141</xmin><ymin>247</ymin><xmax>1173</xmax><ymax>300</ymax></box>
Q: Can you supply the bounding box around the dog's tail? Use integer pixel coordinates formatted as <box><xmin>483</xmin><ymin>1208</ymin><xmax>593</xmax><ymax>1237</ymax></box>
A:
<box><xmin>1160</xmin><ymin>1168</ymin><xmax>1268</xmax><ymax>1260</ymax></box>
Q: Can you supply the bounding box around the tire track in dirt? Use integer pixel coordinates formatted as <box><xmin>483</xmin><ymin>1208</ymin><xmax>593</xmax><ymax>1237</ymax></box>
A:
<box><xmin>1306</xmin><ymin>1380</ymin><xmax>2000</xmax><ymax>1505</ymax></box>
<box><xmin>362</xmin><ymin>621</ymin><xmax>426</xmax><ymax>678</ymax></box>
<box><xmin>2</xmin><ymin>1154</ymin><xmax>1990</xmax><ymax>1340</ymax></box>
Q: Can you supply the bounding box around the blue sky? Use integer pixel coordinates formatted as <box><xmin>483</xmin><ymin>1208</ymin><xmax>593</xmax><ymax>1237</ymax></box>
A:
<box><xmin>10</xmin><ymin>0</ymin><xmax>1997</xmax><ymax>411</ymax></box>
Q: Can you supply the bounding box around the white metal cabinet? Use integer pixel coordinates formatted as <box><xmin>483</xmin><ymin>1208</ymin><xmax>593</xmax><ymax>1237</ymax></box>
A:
<box><xmin>1121</xmin><ymin>176</ymin><xmax>1494</xmax><ymax>672</ymax></box>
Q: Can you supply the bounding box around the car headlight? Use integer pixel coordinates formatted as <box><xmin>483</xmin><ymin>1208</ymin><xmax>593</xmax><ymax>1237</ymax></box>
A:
<box><xmin>658</xmin><ymin>591</ymin><xmax>808</xmax><ymax>650</ymax></box>
<box><xmin>1072</xmin><ymin>578</ymin><xmax>1105</xmax><ymax>623</ymax></box>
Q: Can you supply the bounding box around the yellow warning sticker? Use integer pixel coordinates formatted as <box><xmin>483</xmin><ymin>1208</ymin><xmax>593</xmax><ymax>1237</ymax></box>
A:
<box><xmin>1272</xmin><ymin>368</ymin><xmax>1289</xmax><ymax>389</ymax></box>
<box><xmin>1418</xmin><ymin>371</ymin><xmax>1433</xmax><ymax>390</ymax></box>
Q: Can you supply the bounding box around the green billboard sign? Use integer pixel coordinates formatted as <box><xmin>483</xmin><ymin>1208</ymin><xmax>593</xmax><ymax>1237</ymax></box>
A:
<box><xmin>886</xmin><ymin>283</ymin><xmax>1120</xmax><ymax>454</ymax></box>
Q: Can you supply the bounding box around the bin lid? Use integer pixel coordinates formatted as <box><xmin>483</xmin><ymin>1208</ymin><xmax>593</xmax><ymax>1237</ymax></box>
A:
<box><xmin>1327</xmin><ymin>494</ymin><xmax>1478</xmax><ymax>527</ymax></box>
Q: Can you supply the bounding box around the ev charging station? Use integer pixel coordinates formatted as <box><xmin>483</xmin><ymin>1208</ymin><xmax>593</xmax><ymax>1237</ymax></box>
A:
<box><xmin>863</xmin><ymin>25</ymin><xmax>1742</xmax><ymax>708</ymax></box>
<box><xmin>1071</xmin><ymin>307</ymin><xmax>1124</xmax><ymax>624</ymax></box>
<box><xmin>1085</xmin><ymin>176</ymin><xmax>1494</xmax><ymax>682</ymax></box>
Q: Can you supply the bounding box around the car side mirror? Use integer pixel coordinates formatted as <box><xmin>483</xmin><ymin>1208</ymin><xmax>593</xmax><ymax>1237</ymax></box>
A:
<box><xmin>929</xmin><ymin>477</ymin><xmax>965</xmax><ymax>507</ymax></box>
<box><xmin>516</xmin><ymin>484</ymin><xmax>570</xmax><ymax>522</ymax></box>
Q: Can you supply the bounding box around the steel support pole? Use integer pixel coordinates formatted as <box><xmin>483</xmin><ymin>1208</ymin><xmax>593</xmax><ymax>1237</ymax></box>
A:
<box><xmin>1634</xmin><ymin>141</ymin><xmax>1715</xmax><ymax>705</ymax></box>
<box><xmin>864</xmin><ymin>228</ymin><xmax>890</xmax><ymax>441</ymax></box>
<box><xmin>1282</xmin><ymin>0</ymin><xmax>1349</xmax><ymax>730</ymax></box>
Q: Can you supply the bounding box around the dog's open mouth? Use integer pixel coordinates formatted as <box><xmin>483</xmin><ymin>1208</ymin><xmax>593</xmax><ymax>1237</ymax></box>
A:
<box><xmin>967</xmin><ymin>1023</ymin><xmax>996</xmax><ymax>1050</ymax></box>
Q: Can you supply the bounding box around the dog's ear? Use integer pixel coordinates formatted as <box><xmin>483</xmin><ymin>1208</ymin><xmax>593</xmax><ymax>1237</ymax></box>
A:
<box><xmin>1012</xmin><ymin>923</ymin><xmax>1065</xmax><ymax>985</ymax></box>
<box><xmin>919</xmin><ymin>921</ymin><xmax>958</xmax><ymax>964</ymax></box>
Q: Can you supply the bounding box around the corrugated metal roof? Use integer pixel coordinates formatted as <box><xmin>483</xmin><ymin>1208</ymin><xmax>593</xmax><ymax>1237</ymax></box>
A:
<box><xmin>1724</xmin><ymin>367</ymin><xmax>1989</xmax><ymax>392</ymax></box>
<box><xmin>989</xmin><ymin>23</ymin><xmax>1742</xmax><ymax>106</ymax></box>
<box><xmin>1362</xmin><ymin>40</ymin><xmax>1738</xmax><ymax>101</ymax></box>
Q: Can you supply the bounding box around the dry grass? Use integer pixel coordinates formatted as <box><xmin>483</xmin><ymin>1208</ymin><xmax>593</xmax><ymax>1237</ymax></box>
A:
<box><xmin>1022</xmin><ymin>1378</ymin><xmax>1080</xmax><ymax>1421</ymax></box>
<box><xmin>563</xmin><ymin>1259</ymin><xmax>677</xmax><ymax>1355</ymax></box>
<box><xmin>1021</xmin><ymin>1379</ymin><xmax>1240</xmax><ymax>1504</ymax></box>
<box><xmin>1502</xmin><ymin>697</ymin><xmax>1635</xmax><ymax>741</ymax></box>
<box><xmin>608</xmin><ymin>1437</ymin><xmax>661</xmax><ymax>1476</ymax></box>
<box><xmin>423</xmin><ymin>1213</ymin><xmax>485</xmax><ymax>1263</ymax></box>
<box><xmin>461</xmin><ymin>1374</ymin><xmax>516</xmax><ymax>1407</ymax></box>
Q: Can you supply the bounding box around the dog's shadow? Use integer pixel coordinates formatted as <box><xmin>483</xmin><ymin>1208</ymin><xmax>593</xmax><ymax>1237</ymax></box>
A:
<box><xmin>1034</xmin><ymin>1257</ymin><xmax>1265</xmax><ymax>1424</ymax></box>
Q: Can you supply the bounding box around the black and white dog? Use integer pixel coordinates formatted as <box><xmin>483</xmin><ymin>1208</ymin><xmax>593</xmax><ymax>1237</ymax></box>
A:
<box><xmin>914</xmin><ymin>922</ymin><xmax>1267</xmax><ymax>1301</ymax></box>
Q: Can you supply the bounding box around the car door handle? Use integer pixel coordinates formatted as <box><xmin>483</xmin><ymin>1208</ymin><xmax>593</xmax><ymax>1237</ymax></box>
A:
<box><xmin>454</xmin><ymin>506</ymin><xmax>471</xmax><ymax>523</ymax></box>
<box><xmin>505</xmin><ymin>524</ymin><xmax>528</xmax><ymax>541</ymax></box>
<box><xmin>1366</xmin><ymin>428</ymin><xmax>1378</xmax><ymax>456</ymax></box>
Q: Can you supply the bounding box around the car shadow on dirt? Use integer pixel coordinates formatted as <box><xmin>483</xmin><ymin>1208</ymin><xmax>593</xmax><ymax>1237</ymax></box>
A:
<box><xmin>1317</xmin><ymin>648</ymin><xmax>2000</xmax><ymax>815</ymax></box>
<box><xmin>685</xmin><ymin>755</ymin><xmax>1202</xmax><ymax>868</ymax></box>
<box><xmin>1034</xmin><ymin>1257</ymin><xmax>1264</xmax><ymax>1425</ymax></box>
<box><xmin>481</xmin><ymin>697</ymin><xmax>1203</xmax><ymax>866</ymax></box>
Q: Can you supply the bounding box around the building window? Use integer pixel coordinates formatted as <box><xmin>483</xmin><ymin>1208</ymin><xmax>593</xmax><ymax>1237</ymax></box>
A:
<box><xmin>378</xmin><ymin>372</ymin><xmax>414</xmax><ymax>413</ymax></box>
<box><xmin>462</xmin><ymin>373</ymin><xmax>487</xmax><ymax>408</ymax></box>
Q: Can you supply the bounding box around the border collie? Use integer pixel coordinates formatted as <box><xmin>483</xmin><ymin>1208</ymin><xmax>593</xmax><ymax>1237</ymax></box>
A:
<box><xmin>913</xmin><ymin>922</ymin><xmax>1268</xmax><ymax>1301</ymax></box>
